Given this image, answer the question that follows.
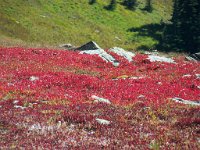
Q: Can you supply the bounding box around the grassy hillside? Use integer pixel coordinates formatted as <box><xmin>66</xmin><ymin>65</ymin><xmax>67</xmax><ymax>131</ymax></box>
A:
<box><xmin>0</xmin><ymin>0</ymin><xmax>173</xmax><ymax>50</ymax></box>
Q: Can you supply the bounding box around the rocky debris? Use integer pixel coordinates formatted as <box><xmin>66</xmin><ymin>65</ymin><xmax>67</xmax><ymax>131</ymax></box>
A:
<box><xmin>96</xmin><ymin>118</ymin><xmax>111</xmax><ymax>125</ymax></box>
<box><xmin>109</xmin><ymin>47</ymin><xmax>135</xmax><ymax>62</ymax></box>
<box><xmin>14</xmin><ymin>105</ymin><xmax>26</xmax><ymax>109</ymax></box>
<box><xmin>59</xmin><ymin>43</ymin><xmax>76</xmax><ymax>50</ymax></box>
<box><xmin>78</xmin><ymin>41</ymin><xmax>119</xmax><ymax>66</ymax></box>
<box><xmin>113</xmin><ymin>76</ymin><xmax>145</xmax><ymax>80</ymax></box>
<box><xmin>182</xmin><ymin>74</ymin><xmax>192</xmax><ymax>78</ymax></box>
<box><xmin>147</xmin><ymin>55</ymin><xmax>175</xmax><ymax>63</ymax></box>
<box><xmin>13</xmin><ymin>100</ymin><xmax>19</xmax><ymax>104</ymax></box>
<box><xmin>137</xmin><ymin>95</ymin><xmax>145</xmax><ymax>99</ymax></box>
<box><xmin>186</xmin><ymin>52</ymin><xmax>200</xmax><ymax>61</ymax></box>
<box><xmin>157</xmin><ymin>82</ymin><xmax>162</xmax><ymax>85</ymax></box>
<box><xmin>28</xmin><ymin>123</ymin><xmax>59</xmax><ymax>134</ymax></box>
<box><xmin>30</xmin><ymin>76</ymin><xmax>39</xmax><ymax>81</ymax></box>
<box><xmin>7</xmin><ymin>83</ymin><xmax>14</xmax><ymax>86</ymax></box>
<box><xmin>144</xmin><ymin>50</ymin><xmax>159</xmax><ymax>55</ymax></box>
<box><xmin>196</xmin><ymin>74</ymin><xmax>200</xmax><ymax>79</ymax></box>
<box><xmin>130</xmin><ymin>76</ymin><xmax>145</xmax><ymax>80</ymax></box>
<box><xmin>91</xmin><ymin>95</ymin><xmax>111</xmax><ymax>104</ymax></box>
<box><xmin>171</xmin><ymin>97</ymin><xmax>200</xmax><ymax>106</ymax></box>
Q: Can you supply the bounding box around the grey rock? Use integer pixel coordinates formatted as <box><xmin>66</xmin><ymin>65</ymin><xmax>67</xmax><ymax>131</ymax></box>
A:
<box><xmin>75</xmin><ymin>41</ymin><xmax>101</xmax><ymax>51</ymax></box>
<box><xmin>96</xmin><ymin>118</ymin><xmax>110</xmax><ymax>125</ymax></box>
<box><xmin>30</xmin><ymin>76</ymin><xmax>39</xmax><ymax>81</ymax></box>
<box><xmin>171</xmin><ymin>97</ymin><xmax>200</xmax><ymax>106</ymax></box>
<box><xmin>186</xmin><ymin>52</ymin><xmax>200</xmax><ymax>61</ymax></box>
<box><xmin>92</xmin><ymin>95</ymin><xmax>111</xmax><ymax>104</ymax></box>
<box><xmin>78</xmin><ymin>41</ymin><xmax>119</xmax><ymax>66</ymax></box>
<box><xmin>108</xmin><ymin>47</ymin><xmax>135</xmax><ymax>62</ymax></box>
<box><xmin>147</xmin><ymin>55</ymin><xmax>175</xmax><ymax>63</ymax></box>
<box><xmin>59</xmin><ymin>43</ymin><xmax>76</xmax><ymax>50</ymax></box>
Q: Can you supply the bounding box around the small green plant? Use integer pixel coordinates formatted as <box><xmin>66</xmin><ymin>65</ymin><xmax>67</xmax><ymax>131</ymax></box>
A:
<box><xmin>149</xmin><ymin>139</ymin><xmax>160</xmax><ymax>150</ymax></box>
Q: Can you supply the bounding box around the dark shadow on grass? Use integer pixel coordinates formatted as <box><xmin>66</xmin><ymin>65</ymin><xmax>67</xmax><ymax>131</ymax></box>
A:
<box><xmin>127</xmin><ymin>23</ymin><xmax>165</xmax><ymax>50</ymax></box>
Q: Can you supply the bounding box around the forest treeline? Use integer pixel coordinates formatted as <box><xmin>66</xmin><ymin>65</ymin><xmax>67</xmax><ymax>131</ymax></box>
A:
<box><xmin>89</xmin><ymin>0</ymin><xmax>200</xmax><ymax>53</ymax></box>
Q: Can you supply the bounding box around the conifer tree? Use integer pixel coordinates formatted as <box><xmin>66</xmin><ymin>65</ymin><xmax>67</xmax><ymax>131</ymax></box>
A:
<box><xmin>107</xmin><ymin>0</ymin><xmax>117</xmax><ymax>11</ymax></box>
<box><xmin>163</xmin><ymin>0</ymin><xmax>200</xmax><ymax>53</ymax></box>
<box><xmin>123</xmin><ymin>0</ymin><xmax>137</xmax><ymax>10</ymax></box>
<box><xmin>144</xmin><ymin>0</ymin><xmax>153</xmax><ymax>12</ymax></box>
<box><xmin>89</xmin><ymin>0</ymin><xmax>96</xmax><ymax>5</ymax></box>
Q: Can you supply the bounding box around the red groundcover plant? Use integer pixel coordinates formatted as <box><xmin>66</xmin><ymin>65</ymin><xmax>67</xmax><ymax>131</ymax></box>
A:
<box><xmin>0</xmin><ymin>47</ymin><xmax>199</xmax><ymax>149</ymax></box>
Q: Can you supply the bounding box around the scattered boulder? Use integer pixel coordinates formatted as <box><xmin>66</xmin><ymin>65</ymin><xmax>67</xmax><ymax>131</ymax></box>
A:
<box><xmin>196</xmin><ymin>74</ymin><xmax>200</xmax><ymax>79</ymax></box>
<box><xmin>30</xmin><ymin>76</ymin><xmax>39</xmax><ymax>81</ymax></box>
<box><xmin>109</xmin><ymin>47</ymin><xmax>135</xmax><ymax>62</ymax></box>
<box><xmin>13</xmin><ymin>100</ymin><xmax>19</xmax><ymax>104</ymax></box>
<box><xmin>75</xmin><ymin>41</ymin><xmax>101</xmax><ymax>51</ymax></box>
<box><xmin>91</xmin><ymin>95</ymin><xmax>111</xmax><ymax>104</ymax></box>
<box><xmin>147</xmin><ymin>55</ymin><xmax>175</xmax><ymax>63</ymax></box>
<box><xmin>59</xmin><ymin>43</ymin><xmax>76</xmax><ymax>50</ymax></box>
<box><xmin>130</xmin><ymin>76</ymin><xmax>145</xmax><ymax>80</ymax></box>
<box><xmin>96</xmin><ymin>118</ymin><xmax>111</xmax><ymax>125</ymax></box>
<box><xmin>171</xmin><ymin>97</ymin><xmax>200</xmax><ymax>106</ymax></box>
<box><xmin>14</xmin><ymin>105</ymin><xmax>26</xmax><ymax>109</ymax></box>
<box><xmin>78</xmin><ymin>41</ymin><xmax>119</xmax><ymax>66</ymax></box>
<box><xmin>186</xmin><ymin>52</ymin><xmax>200</xmax><ymax>61</ymax></box>
<box><xmin>182</xmin><ymin>74</ymin><xmax>192</xmax><ymax>78</ymax></box>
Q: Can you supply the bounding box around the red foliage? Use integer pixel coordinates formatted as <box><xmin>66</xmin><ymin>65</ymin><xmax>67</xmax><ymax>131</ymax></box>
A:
<box><xmin>0</xmin><ymin>47</ymin><xmax>199</xmax><ymax>148</ymax></box>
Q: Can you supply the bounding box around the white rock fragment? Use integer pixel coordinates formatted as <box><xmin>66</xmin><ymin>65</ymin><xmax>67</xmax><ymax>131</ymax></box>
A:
<box><xmin>138</xmin><ymin>95</ymin><xmax>145</xmax><ymax>99</ymax></box>
<box><xmin>80</xmin><ymin>49</ymin><xmax>119</xmax><ymax>67</ymax></box>
<box><xmin>171</xmin><ymin>97</ymin><xmax>200</xmax><ymax>106</ymax></box>
<box><xmin>91</xmin><ymin>95</ymin><xmax>111</xmax><ymax>104</ymax></box>
<box><xmin>29</xmin><ymin>123</ymin><xmax>42</xmax><ymax>131</ymax></box>
<box><xmin>13</xmin><ymin>100</ymin><xmax>19</xmax><ymax>104</ymax></box>
<box><xmin>96</xmin><ymin>118</ymin><xmax>110</xmax><ymax>125</ymax></box>
<box><xmin>148</xmin><ymin>55</ymin><xmax>175</xmax><ymax>63</ymax></box>
<box><xmin>14</xmin><ymin>105</ymin><xmax>26</xmax><ymax>109</ymax></box>
<box><xmin>196</xmin><ymin>74</ymin><xmax>200</xmax><ymax>79</ymax></box>
<box><xmin>182</xmin><ymin>74</ymin><xmax>192</xmax><ymax>78</ymax></box>
<box><xmin>109</xmin><ymin>47</ymin><xmax>135</xmax><ymax>62</ymax></box>
<box><xmin>64</xmin><ymin>94</ymin><xmax>73</xmax><ymax>98</ymax></box>
<box><xmin>30</xmin><ymin>76</ymin><xmax>39</xmax><ymax>81</ymax></box>
<box><xmin>130</xmin><ymin>76</ymin><xmax>144</xmax><ymax>80</ymax></box>
<box><xmin>7</xmin><ymin>83</ymin><xmax>14</xmax><ymax>86</ymax></box>
<box><xmin>197</xmin><ymin>86</ymin><xmax>200</xmax><ymax>89</ymax></box>
<box><xmin>144</xmin><ymin>51</ymin><xmax>152</xmax><ymax>55</ymax></box>
<box><xmin>28</xmin><ymin>123</ymin><xmax>58</xmax><ymax>134</ymax></box>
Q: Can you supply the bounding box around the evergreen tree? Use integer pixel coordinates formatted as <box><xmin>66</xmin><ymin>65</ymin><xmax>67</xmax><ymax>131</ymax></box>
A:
<box><xmin>123</xmin><ymin>0</ymin><xmax>137</xmax><ymax>10</ymax></box>
<box><xmin>107</xmin><ymin>0</ymin><xmax>117</xmax><ymax>11</ymax></box>
<box><xmin>144</xmin><ymin>0</ymin><xmax>153</xmax><ymax>12</ymax></box>
<box><xmin>89</xmin><ymin>0</ymin><xmax>96</xmax><ymax>5</ymax></box>
<box><xmin>163</xmin><ymin>0</ymin><xmax>200</xmax><ymax>53</ymax></box>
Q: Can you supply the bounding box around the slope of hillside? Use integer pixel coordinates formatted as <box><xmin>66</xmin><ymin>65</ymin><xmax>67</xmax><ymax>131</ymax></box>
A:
<box><xmin>0</xmin><ymin>0</ymin><xmax>173</xmax><ymax>49</ymax></box>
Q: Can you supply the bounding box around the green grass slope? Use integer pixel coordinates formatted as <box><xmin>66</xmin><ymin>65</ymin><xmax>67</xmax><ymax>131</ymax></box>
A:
<box><xmin>0</xmin><ymin>0</ymin><xmax>173</xmax><ymax>50</ymax></box>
